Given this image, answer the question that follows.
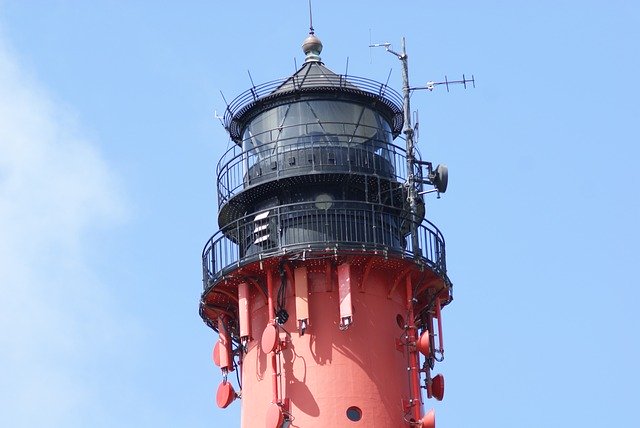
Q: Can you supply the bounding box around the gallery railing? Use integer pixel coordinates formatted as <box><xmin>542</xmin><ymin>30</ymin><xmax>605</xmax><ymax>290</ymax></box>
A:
<box><xmin>202</xmin><ymin>201</ymin><xmax>447</xmax><ymax>289</ymax></box>
<box><xmin>216</xmin><ymin>134</ymin><xmax>410</xmax><ymax>207</ymax></box>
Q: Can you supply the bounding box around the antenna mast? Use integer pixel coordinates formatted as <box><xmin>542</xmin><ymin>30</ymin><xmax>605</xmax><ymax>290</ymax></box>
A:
<box><xmin>399</xmin><ymin>39</ymin><xmax>421</xmax><ymax>258</ymax></box>
<box><xmin>308</xmin><ymin>0</ymin><xmax>314</xmax><ymax>34</ymax></box>
<box><xmin>370</xmin><ymin>38</ymin><xmax>421</xmax><ymax>257</ymax></box>
<box><xmin>370</xmin><ymin>39</ymin><xmax>475</xmax><ymax>254</ymax></box>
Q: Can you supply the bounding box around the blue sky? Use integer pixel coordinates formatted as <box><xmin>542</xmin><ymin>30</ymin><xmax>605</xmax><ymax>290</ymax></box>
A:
<box><xmin>0</xmin><ymin>1</ymin><xmax>638</xmax><ymax>427</ymax></box>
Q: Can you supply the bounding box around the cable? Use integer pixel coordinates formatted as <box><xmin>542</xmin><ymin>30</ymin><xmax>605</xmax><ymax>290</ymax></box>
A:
<box><xmin>234</xmin><ymin>358</ymin><xmax>242</xmax><ymax>390</ymax></box>
<box><xmin>276</xmin><ymin>262</ymin><xmax>289</xmax><ymax>325</ymax></box>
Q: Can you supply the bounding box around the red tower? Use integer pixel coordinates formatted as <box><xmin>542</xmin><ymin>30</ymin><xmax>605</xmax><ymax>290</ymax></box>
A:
<box><xmin>200</xmin><ymin>31</ymin><xmax>453</xmax><ymax>427</ymax></box>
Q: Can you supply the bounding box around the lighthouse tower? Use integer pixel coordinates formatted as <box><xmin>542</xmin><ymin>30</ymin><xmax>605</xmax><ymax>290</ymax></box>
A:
<box><xmin>200</xmin><ymin>30</ymin><xmax>452</xmax><ymax>427</ymax></box>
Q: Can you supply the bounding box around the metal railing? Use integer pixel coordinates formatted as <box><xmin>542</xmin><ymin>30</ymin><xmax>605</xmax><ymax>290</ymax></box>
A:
<box><xmin>216</xmin><ymin>134</ymin><xmax>410</xmax><ymax>207</ymax></box>
<box><xmin>202</xmin><ymin>201</ymin><xmax>447</xmax><ymax>288</ymax></box>
<box><xmin>223</xmin><ymin>74</ymin><xmax>404</xmax><ymax>140</ymax></box>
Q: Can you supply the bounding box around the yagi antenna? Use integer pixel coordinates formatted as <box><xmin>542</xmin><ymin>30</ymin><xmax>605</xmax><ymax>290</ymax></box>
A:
<box><xmin>369</xmin><ymin>41</ymin><xmax>401</xmax><ymax>58</ymax></box>
<box><xmin>416</xmin><ymin>74</ymin><xmax>476</xmax><ymax>92</ymax></box>
<box><xmin>369</xmin><ymin>36</ymin><xmax>474</xmax><ymax>206</ymax></box>
<box><xmin>368</xmin><ymin>29</ymin><xmax>373</xmax><ymax>63</ymax></box>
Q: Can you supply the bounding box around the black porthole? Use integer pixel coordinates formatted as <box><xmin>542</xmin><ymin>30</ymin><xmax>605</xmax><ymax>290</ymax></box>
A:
<box><xmin>396</xmin><ymin>314</ymin><xmax>405</xmax><ymax>329</ymax></box>
<box><xmin>346</xmin><ymin>406</ymin><xmax>362</xmax><ymax>422</ymax></box>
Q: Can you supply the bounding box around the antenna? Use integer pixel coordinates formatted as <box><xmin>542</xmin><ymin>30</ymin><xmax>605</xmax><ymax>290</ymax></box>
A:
<box><xmin>416</xmin><ymin>74</ymin><xmax>476</xmax><ymax>92</ymax></box>
<box><xmin>219</xmin><ymin>90</ymin><xmax>230</xmax><ymax>113</ymax></box>
<box><xmin>247</xmin><ymin>70</ymin><xmax>256</xmax><ymax>88</ymax></box>
<box><xmin>370</xmin><ymin>37</ymin><xmax>419</xmax><ymax>256</ymax></box>
<box><xmin>308</xmin><ymin>0</ymin><xmax>314</xmax><ymax>34</ymax></box>
<box><xmin>369</xmin><ymin>37</ymin><xmax>474</xmax><ymax>205</ymax></box>
<box><xmin>369</xmin><ymin>29</ymin><xmax>373</xmax><ymax>63</ymax></box>
<box><xmin>219</xmin><ymin>90</ymin><xmax>232</xmax><ymax>131</ymax></box>
<box><xmin>369</xmin><ymin>41</ymin><xmax>402</xmax><ymax>59</ymax></box>
<box><xmin>213</xmin><ymin>110</ymin><xmax>225</xmax><ymax>128</ymax></box>
<box><xmin>247</xmin><ymin>70</ymin><xmax>258</xmax><ymax>101</ymax></box>
<box><xmin>384</xmin><ymin>68</ymin><xmax>393</xmax><ymax>89</ymax></box>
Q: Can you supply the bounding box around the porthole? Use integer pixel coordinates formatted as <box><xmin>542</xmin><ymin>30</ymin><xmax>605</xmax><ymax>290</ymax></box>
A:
<box><xmin>346</xmin><ymin>406</ymin><xmax>362</xmax><ymax>422</ymax></box>
<box><xmin>396</xmin><ymin>314</ymin><xmax>405</xmax><ymax>329</ymax></box>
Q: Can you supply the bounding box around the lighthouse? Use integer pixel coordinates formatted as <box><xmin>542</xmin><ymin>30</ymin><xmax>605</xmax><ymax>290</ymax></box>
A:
<box><xmin>200</xmin><ymin>29</ymin><xmax>453</xmax><ymax>427</ymax></box>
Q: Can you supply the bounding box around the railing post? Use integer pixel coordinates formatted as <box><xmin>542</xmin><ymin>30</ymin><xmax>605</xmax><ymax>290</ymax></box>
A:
<box><xmin>276</xmin><ymin>206</ymin><xmax>282</xmax><ymax>251</ymax></box>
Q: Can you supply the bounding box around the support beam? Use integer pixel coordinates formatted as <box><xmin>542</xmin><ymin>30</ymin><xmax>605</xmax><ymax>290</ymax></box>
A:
<box><xmin>266</xmin><ymin>269</ymin><xmax>280</xmax><ymax>404</ymax></box>
<box><xmin>405</xmin><ymin>275</ymin><xmax>422</xmax><ymax>423</ymax></box>
<box><xmin>294</xmin><ymin>266</ymin><xmax>309</xmax><ymax>335</ymax></box>
<box><xmin>217</xmin><ymin>314</ymin><xmax>234</xmax><ymax>372</ymax></box>
<box><xmin>338</xmin><ymin>263</ymin><xmax>353</xmax><ymax>330</ymax></box>
<box><xmin>238</xmin><ymin>282</ymin><xmax>251</xmax><ymax>342</ymax></box>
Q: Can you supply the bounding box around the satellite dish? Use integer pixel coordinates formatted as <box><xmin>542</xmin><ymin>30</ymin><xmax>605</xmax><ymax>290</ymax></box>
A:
<box><xmin>416</xmin><ymin>331</ymin><xmax>431</xmax><ymax>356</ymax></box>
<box><xmin>212</xmin><ymin>342</ymin><xmax>221</xmax><ymax>367</ymax></box>
<box><xmin>261</xmin><ymin>323</ymin><xmax>279</xmax><ymax>354</ymax></box>
<box><xmin>421</xmin><ymin>409</ymin><xmax>436</xmax><ymax>428</ymax></box>
<box><xmin>433</xmin><ymin>164</ymin><xmax>448</xmax><ymax>193</ymax></box>
<box><xmin>431</xmin><ymin>373</ymin><xmax>445</xmax><ymax>401</ymax></box>
<box><xmin>266</xmin><ymin>403</ymin><xmax>284</xmax><ymax>428</ymax></box>
<box><xmin>216</xmin><ymin>381</ymin><xmax>236</xmax><ymax>408</ymax></box>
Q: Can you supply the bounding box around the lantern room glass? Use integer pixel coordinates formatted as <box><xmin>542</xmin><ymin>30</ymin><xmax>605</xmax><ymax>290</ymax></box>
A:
<box><xmin>241</xmin><ymin>99</ymin><xmax>393</xmax><ymax>161</ymax></box>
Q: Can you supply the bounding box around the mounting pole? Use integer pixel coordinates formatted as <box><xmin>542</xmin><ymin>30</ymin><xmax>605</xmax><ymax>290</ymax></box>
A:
<box><xmin>398</xmin><ymin>38</ymin><xmax>421</xmax><ymax>258</ymax></box>
<box><xmin>369</xmin><ymin>38</ymin><xmax>421</xmax><ymax>257</ymax></box>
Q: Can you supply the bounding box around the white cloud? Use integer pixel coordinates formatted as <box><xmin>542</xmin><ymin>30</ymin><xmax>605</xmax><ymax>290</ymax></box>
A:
<box><xmin>0</xmin><ymin>33</ymin><xmax>127</xmax><ymax>426</ymax></box>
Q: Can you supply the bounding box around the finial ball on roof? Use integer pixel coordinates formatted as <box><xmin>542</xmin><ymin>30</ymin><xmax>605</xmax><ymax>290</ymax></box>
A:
<box><xmin>302</xmin><ymin>33</ymin><xmax>323</xmax><ymax>59</ymax></box>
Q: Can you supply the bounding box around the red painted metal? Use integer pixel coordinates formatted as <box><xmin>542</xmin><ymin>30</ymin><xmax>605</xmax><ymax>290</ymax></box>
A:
<box><xmin>238</xmin><ymin>282</ymin><xmax>251</xmax><ymax>341</ymax></box>
<box><xmin>204</xmin><ymin>254</ymin><xmax>450</xmax><ymax>426</ymax></box>
<box><xmin>421</xmin><ymin>409</ymin><xmax>436</xmax><ymax>428</ymax></box>
<box><xmin>417</xmin><ymin>331</ymin><xmax>431</xmax><ymax>356</ymax></box>
<box><xmin>431</xmin><ymin>374</ymin><xmax>445</xmax><ymax>401</ymax></box>
<box><xmin>265</xmin><ymin>403</ymin><xmax>284</xmax><ymax>428</ymax></box>
<box><xmin>435</xmin><ymin>297</ymin><xmax>444</xmax><ymax>356</ymax></box>
<box><xmin>217</xmin><ymin>315</ymin><xmax>233</xmax><ymax>371</ymax></box>
<box><xmin>406</xmin><ymin>274</ymin><xmax>423</xmax><ymax>424</ymax></box>
<box><xmin>260</xmin><ymin>324</ymin><xmax>278</xmax><ymax>354</ymax></box>
<box><xmin>265</xmin><ymin>269</ymin><xmax>280</xmax><ymax>406</ymax></box>
<box><xmin>212</xmin><ymin>341</ymin><xmax>221</xmax><ymax>368</ymax></box>
<box><xmin>425</xmin><ymin>314</ymin><xmax>435</xmax><ymax>400</ymax></box>
<box><xmin>216</xmin><ymin>381</ymin><xmax>236</xmax><ymax>408</ymax></box>
<box><xmin>337</xmin><ymin>263</ymin><xmax>353</xmax><ymax>328</ymax></box>
<box><xmin>294</xmin><ymin>266</ymin><xmax>309</xmax><ymax>334</ymax></box>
